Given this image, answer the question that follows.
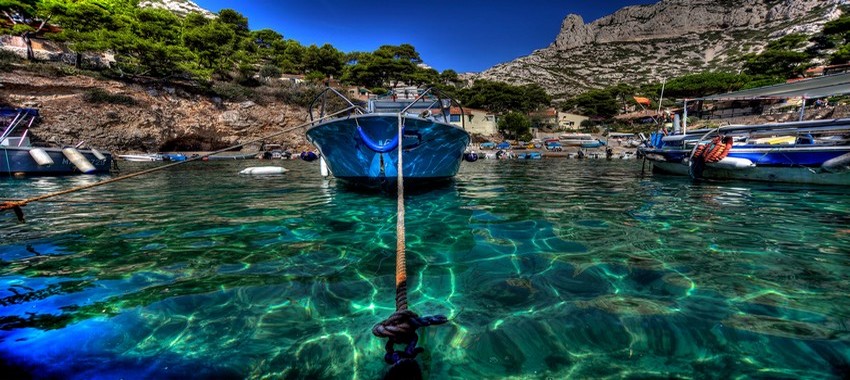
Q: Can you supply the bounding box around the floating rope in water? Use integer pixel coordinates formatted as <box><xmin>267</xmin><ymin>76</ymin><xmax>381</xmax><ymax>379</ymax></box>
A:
<box><xmin>0</xmin><ymin>106</ymin><xmax>358</xmax><ymax>223</ymax></box>
<box><xmin>372</xmin><ymin>111</ymin><xmax>448</xmax><ymax>372</ymax></box>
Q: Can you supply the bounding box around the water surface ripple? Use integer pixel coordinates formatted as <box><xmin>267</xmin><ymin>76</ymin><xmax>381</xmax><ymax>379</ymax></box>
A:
<box><xmin>1</xmin><ymin>160</ymin><xmax>849</xmax><ymax>379</ymax></box>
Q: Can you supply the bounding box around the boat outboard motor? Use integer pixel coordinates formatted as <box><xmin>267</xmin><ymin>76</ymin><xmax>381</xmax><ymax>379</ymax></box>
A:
<box><xmin>463</xmin><ymin>152</ymin><xmax>479</xmax><ymax>162</ymax></box>
<box><xmin>301</xmin><ymin>151</ymin><xmax>319</xmax><ymax>162</ymax></box>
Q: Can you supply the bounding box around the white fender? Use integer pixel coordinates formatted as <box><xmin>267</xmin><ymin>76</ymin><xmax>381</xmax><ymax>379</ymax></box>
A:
<box><xmin>90</xmin><ymin>148</ymin><xmax>107</xmax><ymax>161</ymax></box>
<box><xmin>645</xmin><ymin>153</ymin><xmax>667</xmax><ymax>162</ymax></box>
<box><xmin>320</xmin><ymin>157</ymin><xmax>330</xmax><ymax>177</ymax></box>
<box><xmin>822</xmin><ymin>152</ymin><xmax>850</xmax><ymax>173</ymax></box>
<box><xmin>707</xmin><ymin>157</ymin><xmax>755</xmax><ymax>169</ymax></box>
<box><xmin>29</xmin><ymin>148</ymin><xmax>54</xmax><ymax>166</ymax></box>
<box><xmin>239</xmin><ymin>166</ymin><xmax>288</xmax><ymax>175</ymax></box>
<box><xmin>62</xmin><ymin>148</ymin><xmax>96</xmax><ymax>173</ymax></box>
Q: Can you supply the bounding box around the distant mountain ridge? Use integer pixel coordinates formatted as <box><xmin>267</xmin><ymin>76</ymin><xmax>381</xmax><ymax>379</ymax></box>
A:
<box><xmin>477</xmin><ymin>0</ymin><xmax>844</xmax><ymax>99</ymax></box>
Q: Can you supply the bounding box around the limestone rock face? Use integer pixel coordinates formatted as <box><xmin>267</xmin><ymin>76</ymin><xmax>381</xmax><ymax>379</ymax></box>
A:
<box><xmin>479</xmin><ymin>0</ymin><xmax>844</xmax><ymax>98</ymax></box>
<box><xmin>138</xmin><ymin>0</ymin><xmax>214</xmax><ymax>17</ymax></box>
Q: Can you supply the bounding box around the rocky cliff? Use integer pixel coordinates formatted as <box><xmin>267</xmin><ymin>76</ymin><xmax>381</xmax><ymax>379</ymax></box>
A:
<box><xmin>479</xmin><ymin>0</ymin><xmax>844</xmax><ymax>99</ymax></box>
<box><xmin>0</xmin><ymin>71</ymin><xmax>311</xmax><ymax>153</ymax></box>
<box><xmin>138</xmin><ymin>0</ymin><xmax>214</xmax><ymax>17</ymax></box>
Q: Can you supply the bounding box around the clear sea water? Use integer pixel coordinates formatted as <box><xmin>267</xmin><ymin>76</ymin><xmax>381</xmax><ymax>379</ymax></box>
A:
<box><xmin>1</xmin><ymin>160</ymin><xmax>849</xmax><ymax>379</ymax></box>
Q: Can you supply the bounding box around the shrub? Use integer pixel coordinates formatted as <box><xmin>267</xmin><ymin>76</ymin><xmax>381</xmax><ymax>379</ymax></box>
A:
<box><xmin>211</xmin><ymin>81</ymin><xmax>255</xmax><ymax>101</ymax></box>
<box><xmin>83</xmin><ymin>88</ymin><xmax>137</xmax><ymax>105</ymax></box>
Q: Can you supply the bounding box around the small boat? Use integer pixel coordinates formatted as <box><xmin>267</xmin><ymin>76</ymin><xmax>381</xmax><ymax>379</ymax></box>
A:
<box><xmin>559</xmin><ymin>133</ymin><xmax>595</xmax><ymax>146</ymax></box>
<box><xmin>639</xmin><ymin>118</ymin><xmax>850</xmax><ymax>185</ymax></box>
<box><xmin>118</xmin><ymin>153</ymin><xmax>163</xmax><ymax>162</ymax></box>
<box><xmin>1</xmin><ymin>108</ymin><xmax>112</xmax><ymax>175</ymax></box>
<box><xmin>305</xmin><ymin>87</ymin><xmax>470</xmax><ymax>188</ymax></box>
<box><xmin>205</xmin><ymin>152</ymin><xmax>259</xmax><ymax>160</ymax></box>
<box><xmin>580</xmin><ymin>139</ymin><xmax>607</xmax><ymax>149</ymax></box>
<box><xmin>161</xmin><ymin>153</ymin><xmax>187</xmax><ymax>162</ymax></box>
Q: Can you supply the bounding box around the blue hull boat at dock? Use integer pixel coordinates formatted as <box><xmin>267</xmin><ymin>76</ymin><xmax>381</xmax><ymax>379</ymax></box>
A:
<box><xmin>1</xmin><ymin>145</ymin><xmax>112</xmax><ymax>175</ymax></box>
<box><xmin>306</xmin><ymin>88</ymin><xmax>470</xmax><ymax>188</ymax></box>
<box><xmin>640</xmin><ymin>118</ymin><xmax>850</xmax><ymax>185</ymax></box>
<box><xmin>1</xmin><ymin>108</ymin><xmax>113</xmax><ymax>176</ymax></box>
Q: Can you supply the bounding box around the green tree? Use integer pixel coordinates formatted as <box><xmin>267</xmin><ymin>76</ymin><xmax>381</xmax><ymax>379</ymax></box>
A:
<box><xmin>662</xmin><ymin>72</ymin><xmax>754</xmax><ymax>98</ymax></box>
<box><xmin>303</xmin><ymin>43</ymin><xmax>344</xmax><ymax>78</ymax></box>
<box><xmin>498</xmin><ymin>111</ymin><xmax>532</xmax><ymax>140</ymax></box>
<box><xmin>742</xmin><ymin>50</ymin><xmax>809</xmax><ymax>78</ymax></box>
<box><xmin>741</xmin><ymin>34</ymin><xmax>811</xmax><ymax>78</ymax></box>
<box><xmin>440</xmin><ymin>69</ymin><xmax>459</xmax><ymax>86</ymax></box>
<box><xmin>565</xmin><ymin>88</ymin><xmax>620</xmax><ymax>118</ymax></box>
<box><xmin>47</xmin><ymin>0</ymin><xmax>123</xmax><ymax>68</ymax></box>
<box><xmin>460</xmin><ymin>80</ymin><xmax>550</xmax><ymax>113</ymax></box>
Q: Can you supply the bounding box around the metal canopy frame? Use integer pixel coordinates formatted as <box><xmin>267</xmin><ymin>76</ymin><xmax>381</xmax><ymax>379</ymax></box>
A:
<box><xmin>678</xmin><ymin>73</ymin><xmax>850</xmax><ymax>134</ymax></box>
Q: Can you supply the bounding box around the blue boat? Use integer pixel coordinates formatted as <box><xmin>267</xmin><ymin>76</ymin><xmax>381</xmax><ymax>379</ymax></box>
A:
<box><xmin>639</xmin><ymin>118</ymin><xmax>850</xmax><ymax>185</ymax></box>
<box><xmin>305</xmin><ymin>88</ymin><xmax>470</xmax><ymax>188</ymax></box>
<box><xmin>1</xmin><ymin>108</ymin><xmax>113</xmax><ymax>176</ymax></box>
<box><xmin>580</xmin><ymin>139</ymin><xmax>607</xmax><ymax>149</ymax></box>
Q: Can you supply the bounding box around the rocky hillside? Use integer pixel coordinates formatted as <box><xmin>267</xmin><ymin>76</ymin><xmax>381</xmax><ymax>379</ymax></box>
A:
<box><xmin>0</xmin><ymin>71</ymin><xmax>311</xmax><ymax>153</ymax></box>
<box><xmin>478</xmin><ymin>0</ymin><xmax>844</xmax><ymax>99</ymax></box>
<box><xmin>138</xmin><ymin>0</ymin><xmax>213</xmax><ymax>17</ymax></box>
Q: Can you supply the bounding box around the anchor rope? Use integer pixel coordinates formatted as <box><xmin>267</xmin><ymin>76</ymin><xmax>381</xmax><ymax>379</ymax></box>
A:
<box><xmin>0</xmin><ymin>106</ymin><xmax>358</xmax><ymax>222</ymax></box>
<box><xmin>372</xmin><ymin>108</ymin><xmax>447</xmax><ymax>369</ymax></box>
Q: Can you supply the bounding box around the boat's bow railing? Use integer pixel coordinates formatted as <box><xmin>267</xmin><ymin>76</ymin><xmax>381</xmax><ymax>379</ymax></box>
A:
<box><xmin>309</xmin><ymin>87</ymin><xmax>367</xmax><ymax>122</ymax></box>
<box><xmin>398</xmin><ymin>87</ymin><xmax>466</xmax><ymax>130</ymax></box>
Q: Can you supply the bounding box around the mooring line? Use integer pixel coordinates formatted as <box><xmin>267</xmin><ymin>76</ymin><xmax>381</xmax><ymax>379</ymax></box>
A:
<box><xmin>372</xmin><ymin>108</ymin><xmax>448</xmax><ymax>373</ymax></box>
<box><xmin>0</xmin><ymin>106</ymin><xmax>358</xmax><ymax>222</ymax></box>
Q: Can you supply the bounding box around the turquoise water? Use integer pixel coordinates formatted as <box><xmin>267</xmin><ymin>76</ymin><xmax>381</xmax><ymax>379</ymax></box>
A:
<box><xmin>1</xmin><ymin>160</ymin><xmax>849</xmax><ymax>379</ymax></box>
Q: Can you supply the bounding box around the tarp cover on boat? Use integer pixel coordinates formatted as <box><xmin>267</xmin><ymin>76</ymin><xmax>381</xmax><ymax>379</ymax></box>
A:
<box><xmin>694</xmin><ymin>73</ymin><xmax>850</xmax><ymax>101</ymax></box>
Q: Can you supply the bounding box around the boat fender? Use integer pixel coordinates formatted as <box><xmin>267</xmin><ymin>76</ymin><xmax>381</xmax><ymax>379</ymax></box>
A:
<box><xmin>464</xmin><ymin>152</ymin><xmax>479</xmax><ymax>162</ymax></box>
<box><xmin>29</xmin><ymin>148</ymin><xmax>54</xmax><ymax>166</ymax></box>
<box><xmin>707</xmin><ymin>157</ymin><xmax>755</xmax><ymax>169</ymax></box>
<box><xmin>62</xmin><ymin>148</ymin><xmax>96</xmax><ymax>173</ymax></box>
<box><xmin>320</xmin><ymin>157</ymin><xmax>330</xmax><ymax>177</ymax></box>
<box><xmin>300</xmin><ymin>151</ymin><xmax>319</xmax><ymax>162</ymax></box>
<box><xmin>239</xmin><ymin>166</ymin><xmax>288</xmax><ymax>175</ymax></box>
<box><xmin>821</xmin><ymin>152</ymin><xmax>850</xmax><ymax>173</ymax></box>
<box><xmin>90</xmin><ymin>148</ymin><xmax>107</xmax><ymax>161</ymax></box>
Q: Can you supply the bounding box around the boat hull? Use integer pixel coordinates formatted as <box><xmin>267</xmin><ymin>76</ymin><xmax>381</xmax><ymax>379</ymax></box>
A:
<box><xmin>306</xmin><ymin>114</ymin><xmax>470</xmax><ymax>187</ymax></box>
<box><xmin>1</xmin><ymin>146</ymin><xmax>113</xmax><ymax>175</ymax></box>
<box><xmin>643</xmin><ymin>146</ymin><xmax>850</xmax><ymax>185</ymax></box>
<box><xmin>650</xmin><ymin>160</ymin><xmax>850</xmax><ymax>185</ymax></box>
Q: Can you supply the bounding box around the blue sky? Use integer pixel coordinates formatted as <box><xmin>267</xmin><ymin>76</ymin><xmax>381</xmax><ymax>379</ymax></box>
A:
<box><xmin>192</xmin><ymin>0</ymin><xmax>658</xmax><ymax>73</ymax></box>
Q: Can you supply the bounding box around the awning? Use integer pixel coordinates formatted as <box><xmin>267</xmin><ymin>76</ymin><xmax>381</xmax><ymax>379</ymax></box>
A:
<box><xmin>693</xmin><ymin>73</ymin><xmax>850</xmax><ymax>101</ymax></box>
<box><xmin>633</xmin><ymin>96</ymin><xmax>651</xmax><ymax>106</ymax></box>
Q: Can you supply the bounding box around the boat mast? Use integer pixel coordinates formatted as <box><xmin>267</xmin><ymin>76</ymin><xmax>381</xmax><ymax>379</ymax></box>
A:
<box><xmin>683</xmin><ymin>100</ymin><xmax>688</xmax><ymax>135</ymax></box>
<box><xmin>657</xmin><ymin>78</ymin><xmax>666</xmax><ymax>115</ymax></box>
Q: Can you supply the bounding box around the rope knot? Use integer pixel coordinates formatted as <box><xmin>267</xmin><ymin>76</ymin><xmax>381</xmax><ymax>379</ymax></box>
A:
<box><xmin>373</xmin><ymin>310</ymin><xmax>448</xmax><ymax>365</ymax></box>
